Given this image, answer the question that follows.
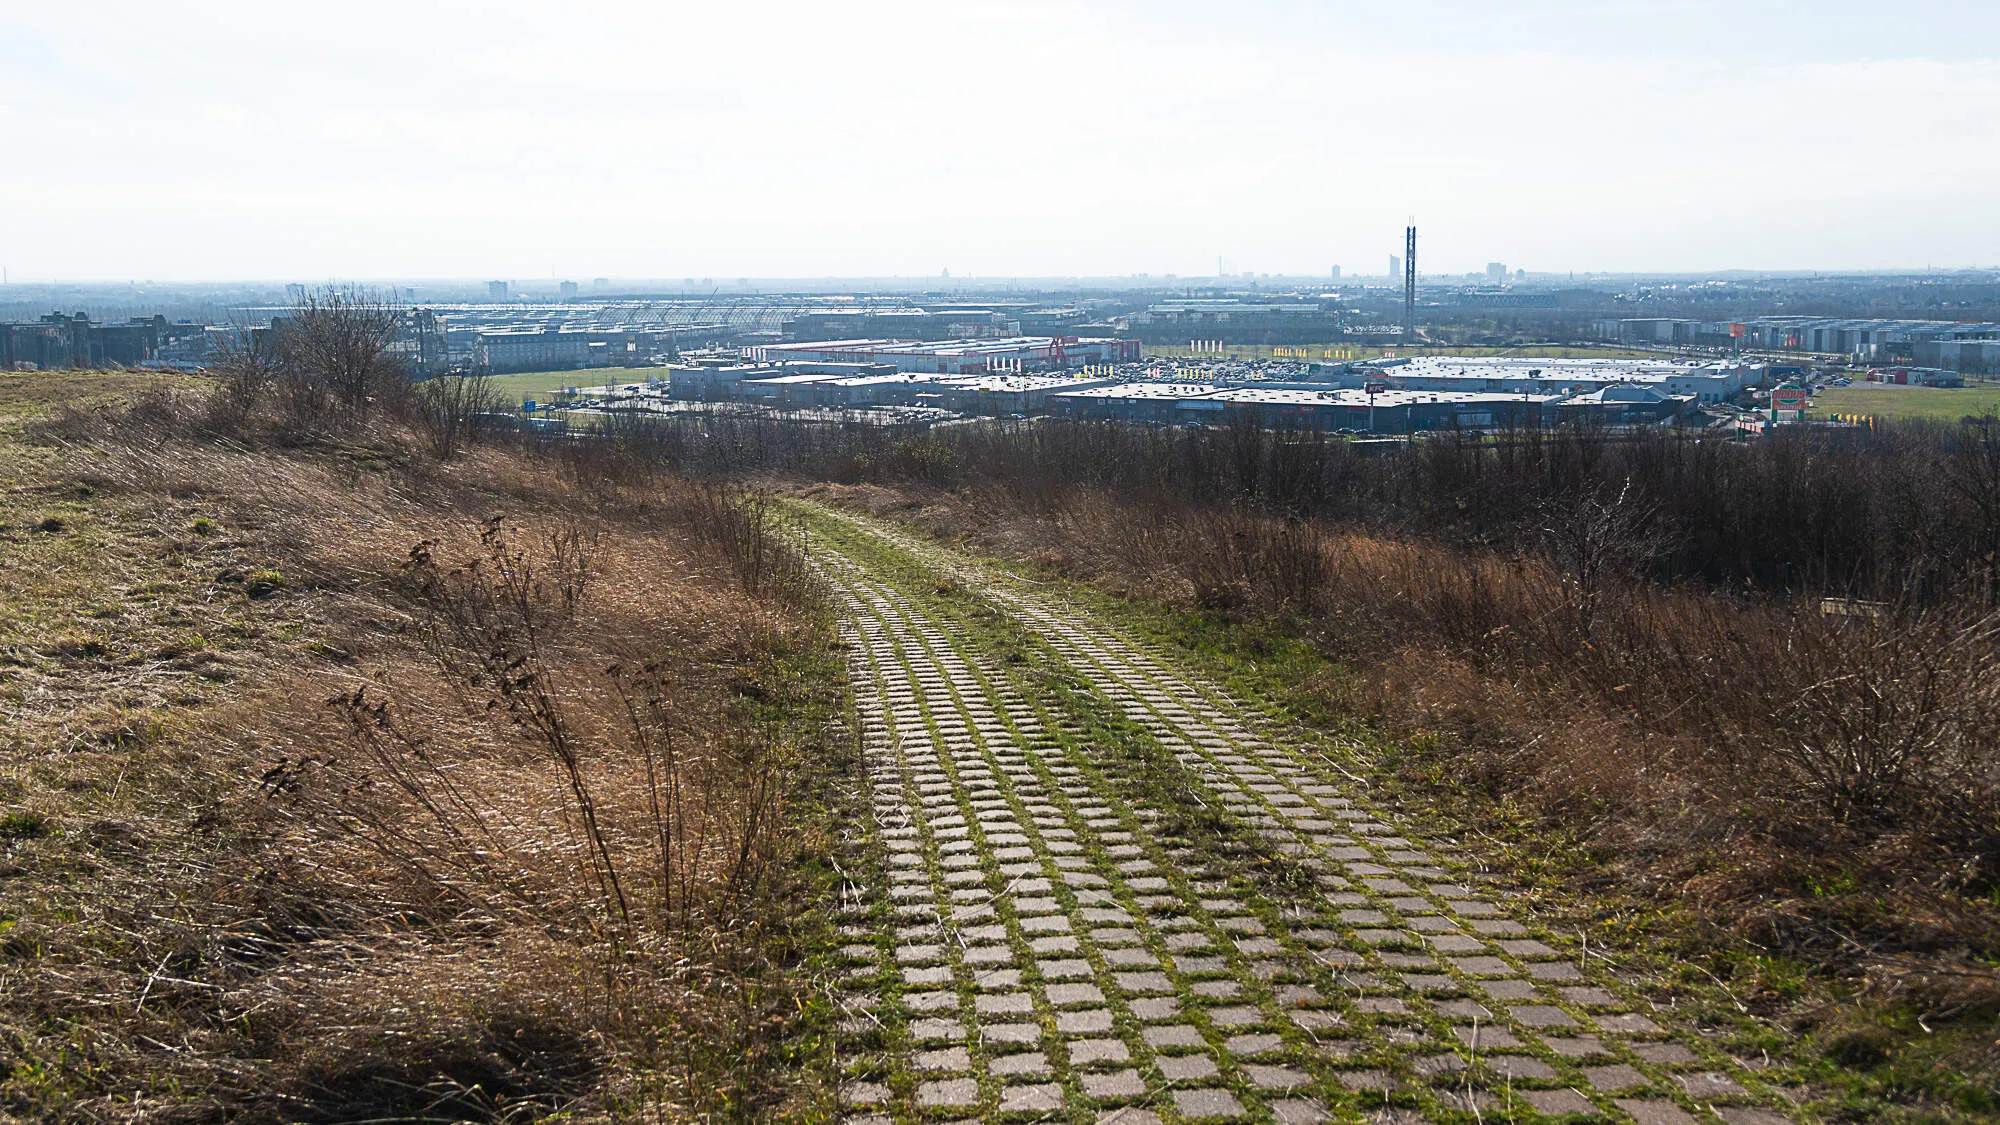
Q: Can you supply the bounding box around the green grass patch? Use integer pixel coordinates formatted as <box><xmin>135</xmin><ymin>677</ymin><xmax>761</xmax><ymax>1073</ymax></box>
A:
<box><xmin>1812</xmin><ymin>382</ymin><xmax>2000</xmax><ymax>423</ymax></box>
<box><xmin>481</xmin><ymin>367</ymin><xmax>665</xmax><ymax>404</ymax></box>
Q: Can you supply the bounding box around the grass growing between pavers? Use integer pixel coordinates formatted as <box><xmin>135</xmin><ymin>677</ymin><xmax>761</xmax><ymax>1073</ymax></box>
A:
<box><xmin>801</xmin><ymin>506</ymin><xmax>1814</xmax><ymax>1125</ymax></box>
<box><xmin>816</xmin><ymin>519</ymin><xmax>1335</xmax><ymax>1121</ymax></box>
<box><xmin>806</xmin><ymin>511</ymin><xmax>1319</xmax><ymax>900</ymax></box>
<box><xmin>834</xmin><ymin>567</ymin><xmax>1324</xmax><ymax>1119</ymax></box>
<box><xmin>1093</xmin><ymin>602</ymin><xmax>2000</xmax><ymax>1124</ymax></box>
<box><xmin>802</xmin><ymin>499</ymin><xmax>2000</xmax><ymax>1124</ymax></box>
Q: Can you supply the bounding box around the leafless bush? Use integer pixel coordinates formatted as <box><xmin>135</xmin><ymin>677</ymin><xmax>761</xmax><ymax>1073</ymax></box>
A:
<box><xmin>273</xmin><ymin>286</ymin><xmax>406</xmax><ymax>420</ymax></box>
<box><xmin>675</xmin><ymin>487</ymin><xmax>816</xmax><ymax>606</ymax></box>
<box><xmin>382</xmin><ymin>518</ymin><xmax>787</xmax><ymax>939</ymax></box>
<box><xmin>404</xmin><ymin>373</ymin><xmax>503</xmax><ymax>458</ymax></box>
<box><xmin>1537</xmin><ymin>477</ymin><xmax>1673</xmax><ymax>639</ymax></box>
<box><xmin>202</xmin><ymin>332</ymin><xmax>279</xmax><ymax>434</ymax></box>
<box><xmin>544</xmin><ymin>515</ymin><xmax>600</xmax><ymax>618</ymax></box>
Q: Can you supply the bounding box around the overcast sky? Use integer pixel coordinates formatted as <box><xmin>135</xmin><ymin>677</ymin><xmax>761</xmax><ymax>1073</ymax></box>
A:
<box><xmin>3</xmin><ymin>0</ymin><xmax>1998</xmax><ymax>281</ymax></box>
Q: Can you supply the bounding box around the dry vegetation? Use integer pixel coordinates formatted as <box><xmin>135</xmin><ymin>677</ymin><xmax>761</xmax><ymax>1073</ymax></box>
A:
<box><xmin>810</xmin><ymin>477</ymin><xmax>2000</xmax><ymax>958</ymax></box>
<box><xmin>0</xmin><ymin>368</ymin><xmax>849</xmax><ymax>1122</ymax></box>
<box><xmin>601</xmin><ymin>407</ymin><xmax>2000</xmax><ymax>997</ymax></box>
<box><xmin>759</xmin><ymin>414</ymin><xmax>2000</xmax><ymax>1110</ymax></box>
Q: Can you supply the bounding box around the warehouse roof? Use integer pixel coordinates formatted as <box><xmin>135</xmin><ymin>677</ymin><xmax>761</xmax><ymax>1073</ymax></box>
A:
<box><xmin>1052</xmin><ymin>382</ymin><xmax>1228</xmax><ymax>400</ymax></box>
<box><xmin>1205</xmin><ymin>387</ymin><xmax>1564</xmax><ymax>408</ymax></box>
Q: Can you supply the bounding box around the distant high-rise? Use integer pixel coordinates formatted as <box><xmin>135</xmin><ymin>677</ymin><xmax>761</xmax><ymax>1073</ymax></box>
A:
<box><xmin>558</xmin><ymin>280</ymin><xmax>579</xmax><ymax>301</ymax></box>
<box><xmin>487</xmin><ymin>280</ymin><xmax>510</xmax><ymax>301</ymax></box>
<box><xmin>1331</xmin><ymin>265</ymin><xmax>1341</xmax><ymax>280</ymax></box>
<box><xmin>1486</xmin><ymin>262</ymin><xmax>1507</xmax><ymax>285</ymax></box>
<box><xmin>1389</xmin><ymin>255</ymin><xmax>1401</xmax><ymax>280</ymax></box>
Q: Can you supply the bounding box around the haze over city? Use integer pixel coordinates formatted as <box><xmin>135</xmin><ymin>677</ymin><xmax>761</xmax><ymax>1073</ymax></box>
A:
<box><xmin>5</xmin><ymin>0</ymin><xmax>2000</xmax><ymax>281</ymax></box>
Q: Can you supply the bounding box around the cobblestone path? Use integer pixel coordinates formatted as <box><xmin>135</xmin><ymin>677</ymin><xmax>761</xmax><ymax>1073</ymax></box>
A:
<box><xmin>819</xmin><ymin>511</ymin><xmax>1799</xmax><ymax>1125</ymax></box>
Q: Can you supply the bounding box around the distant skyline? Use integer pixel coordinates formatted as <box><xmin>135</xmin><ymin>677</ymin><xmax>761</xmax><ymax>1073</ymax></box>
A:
<box><xmin>4</xmin><ymin>0</ymin><xmax>1998</xmax><ymax>282</ymax></box>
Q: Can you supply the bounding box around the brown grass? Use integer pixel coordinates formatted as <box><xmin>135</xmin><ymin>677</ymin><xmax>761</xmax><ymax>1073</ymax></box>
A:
<box><xmin>802</xmin><ymin>480</ymin><xmax>2000</xmax><ymax>998</ymax></box>
<box><xmin>1</xmin><ymin>386</ymin><xmax>845</xmax><ymax>1123</ymax></box>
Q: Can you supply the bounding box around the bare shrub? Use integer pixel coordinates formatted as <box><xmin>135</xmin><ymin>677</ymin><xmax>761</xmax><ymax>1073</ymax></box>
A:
<box><xmin>544</xmin><ymin>515</ymin><xmax>600</xmax><ymax>618</ymax></box>
<box><xmin>202</xmin><ymin>331</ymin><xmax>279</xmax><ymax>434</ymax></box>
<box><xmin>405</xmin><ymin>373</ymin><xmax>503</xmax><ymax>458</ymax></box>
<box><xmin>380</xmin><ymin>517</ymin><xmax>789</xmax><ymax>938</ymax></box>
<box><xmin>273</xmin><ymin>286</ymin><xmax>406</xmax><ymax>419</ymax></box>
<box><xmin>1536</xmin><ymin>477</ymin><xmax>1672</xmax><ymax>639</ymax></box>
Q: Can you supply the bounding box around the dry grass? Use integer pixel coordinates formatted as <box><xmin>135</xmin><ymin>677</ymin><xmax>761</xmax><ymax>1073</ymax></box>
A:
<box><xmin>801</xmin><ymin>480</ymin><xmax>2000</xmax><ymax>997</ymax></box>
<box><xmin>1</xmin><ymin>382</ymin><xmax>846</xmax><ymax>1123</ymax></box>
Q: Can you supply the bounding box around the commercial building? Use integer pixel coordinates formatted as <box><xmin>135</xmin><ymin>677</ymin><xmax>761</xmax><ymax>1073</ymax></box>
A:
<box><xmin>726</xmin><ymin>368</ymin><xmax>1116</xmax><ymax>414</ymax></box>
<box><xmin>1555</xmin><ymin>384</ymin><xmax>1696</xmax><ymax>425</ymax></box>
<box><xmin>742</xmin><ymin>335</ymin><xmax>1140</xmax><ymax>375</ymax></box>
<box><xmin>1043</xmin><ymin>382</ymin><xmax>1230</xmax><ymax>424</ymax></box>
<box><xmin>1366</xmin><ymin>356</ymin><xmax>1765</xmax><ymax>404</ymax></box>
<box><xmin>1050</xmin><ymin>382</ymin><xmax>1565</xmax><ymax>434</ymax></box>
<box><xmin>1868</xmin><ymin>366</ymin><xmax>1964</xmax><ymax>388</ymax></box>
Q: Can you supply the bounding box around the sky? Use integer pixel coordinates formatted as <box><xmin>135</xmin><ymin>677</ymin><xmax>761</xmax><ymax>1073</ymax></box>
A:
<box><xmin>3</xmin><ymin>0</ymin><xmax>1998</xmax><ymax>282</ymax></box>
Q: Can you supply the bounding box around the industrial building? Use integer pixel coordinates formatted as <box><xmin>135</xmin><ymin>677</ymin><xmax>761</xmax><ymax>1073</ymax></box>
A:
<box><xmin>1931</xmin><ymin>340</ymin><xmax>2000</xmax><ymax>374</ymax></box>
<box><xmin>1363</xmin><ymin>356</ymin><xmax>1774</xmax><ymax>404</ymax></box>
<box><xmin>733</xmin><ymin>370</ymin><xmax>1116</xmax><ymax>414</ymax></box>
<box><xmin>1</xmin><ymin>313</ymin><xmax>209</xmax><ymax>369</ymax></box>
<box><xmin>741</xmin><ymin>336</ymin><xmax>1140</xmax><ymax>375</ymax></box>
<box><xmin>1050</xmin><ymin>382</ymin><xmax>1569</xmax><ymax>433</ymax></box>
<box><xmin>780</xmin><ymin>307</ymin><xmax>1021</xmax><ymax>341</ymax></box>
<box><xmin>1594</xmin><ymin>315</ymin><xmax>2000</xmax><ymax>371</ymax></box>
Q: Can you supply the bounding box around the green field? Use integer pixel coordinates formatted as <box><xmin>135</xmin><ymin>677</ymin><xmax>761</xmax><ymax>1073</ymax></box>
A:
<box><xmin>479</xmin><ymin>367</ymin><xmax>664</xmax><ymax>404</ymax></box>
<box><xmin>1811</xmin><ymin>382</ymin><xmax>2000</xmax><ymax>423</ymax></box>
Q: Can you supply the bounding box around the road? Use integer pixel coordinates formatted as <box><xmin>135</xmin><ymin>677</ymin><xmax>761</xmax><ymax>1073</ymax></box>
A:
<box><xmin>810</xmin><ymin>506</ymin><xmax>1794</xmax><ymax>1125</ymax></box>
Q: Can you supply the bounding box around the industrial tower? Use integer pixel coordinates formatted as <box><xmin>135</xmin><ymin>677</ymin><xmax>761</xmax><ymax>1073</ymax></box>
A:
<box><xmin>1403</xmin><ymin>223</ymin><xmax>1417</xmax><ymax>341</ymax></box>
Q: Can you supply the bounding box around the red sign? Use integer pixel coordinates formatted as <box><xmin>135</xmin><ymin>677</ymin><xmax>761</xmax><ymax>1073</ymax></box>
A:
<box><xmin>1773</xmin><ymin>388</ymin><xmax>1807</xmax><ymax>411</ymax></box>
<box><xmin>1729</xmin><ymin>323</ymin><xmax>1747</xmax><ymax>338</ymax></box>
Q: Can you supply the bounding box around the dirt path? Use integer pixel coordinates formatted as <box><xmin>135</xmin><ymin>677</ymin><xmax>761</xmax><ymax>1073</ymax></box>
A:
<box><xmin>816</xmin><ymin>508</ymin><xmax>1797</xmax><ymax>1125</ymax></box>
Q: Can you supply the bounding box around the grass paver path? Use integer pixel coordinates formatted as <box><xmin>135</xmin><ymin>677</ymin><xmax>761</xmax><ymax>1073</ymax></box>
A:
<box><xmin>811</xmin><ymin>506</ymin><xmax>1803</xmax><ymax>1125</ymax></box>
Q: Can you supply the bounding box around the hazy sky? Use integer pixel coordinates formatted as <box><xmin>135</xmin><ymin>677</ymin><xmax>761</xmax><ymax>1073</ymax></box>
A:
<box><xmin>4</xmin><ymin>0</ymin><xmax>1998</xmax><ymax>281</ymax></box>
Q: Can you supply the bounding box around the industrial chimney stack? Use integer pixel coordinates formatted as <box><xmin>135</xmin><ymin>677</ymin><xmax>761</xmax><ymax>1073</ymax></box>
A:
<box><xmin>1403</xmin><ymin>223</ymin><xmax>1417</xmax><ymax>342</ymax></box>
